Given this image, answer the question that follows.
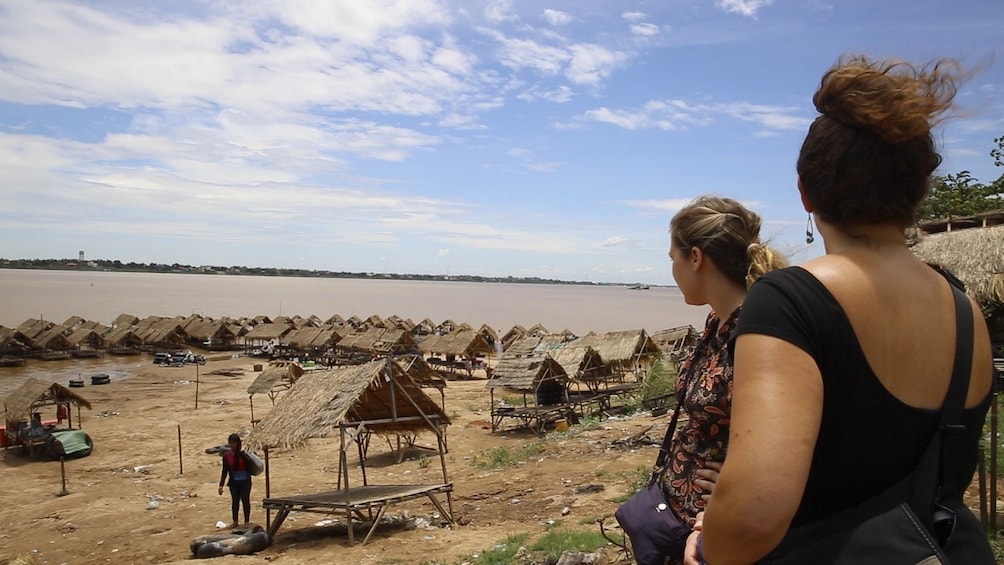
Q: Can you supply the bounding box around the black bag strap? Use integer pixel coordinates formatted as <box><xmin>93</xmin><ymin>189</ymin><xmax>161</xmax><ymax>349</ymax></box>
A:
<box><xmin>769</xmin><ymin>280</ymin><xmax>975</xmax><ymax>552</ymax></box>
<box><xmin>654</xmin><ymin>402</ymin><xmax>684</xmax><ymax>471</ymax></box>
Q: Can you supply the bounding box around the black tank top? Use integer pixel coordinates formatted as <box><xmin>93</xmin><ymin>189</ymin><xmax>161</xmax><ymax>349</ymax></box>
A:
<box><xmin>734</xmin><ymin>267</ymin><xmax>989</xmax><ymax>526</ymax></box>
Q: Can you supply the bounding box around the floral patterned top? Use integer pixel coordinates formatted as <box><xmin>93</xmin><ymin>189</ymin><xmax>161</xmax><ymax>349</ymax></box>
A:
<box><xmin>657</xmin><ymin>307</ymin><xmax>739</xmax><ymax>525</ymax></box>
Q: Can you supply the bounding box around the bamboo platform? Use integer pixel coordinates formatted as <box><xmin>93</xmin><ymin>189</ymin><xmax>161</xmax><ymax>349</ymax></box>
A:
<box><xmin>262</xmin><ymin>483</ymin><xmax>454</xmax><ymax>545</ymax></box>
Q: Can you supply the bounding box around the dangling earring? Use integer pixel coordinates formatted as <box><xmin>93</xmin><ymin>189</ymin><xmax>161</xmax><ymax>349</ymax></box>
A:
<box><xmin>805</xmin><ymin>214</ymin><xmax>815</xmax><ymax>244</ymax></box>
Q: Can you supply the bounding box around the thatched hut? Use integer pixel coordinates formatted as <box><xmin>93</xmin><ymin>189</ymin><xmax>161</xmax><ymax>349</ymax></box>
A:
<box><xmin>3</xmin><ymin>378</ymin><xmax>92</xmax><ymax>425</ymax></box>
<box><xmin>545</xmin><ymin>346</ymin><xmax>610</xmax><ymax>388</ymax></box>
<box><xmin>103</xmin><ymin>327</ymin><xmax>144</xmax><ymax>354</ymax></box>
<box><xmin>30</xmin><ymin>327</ymin><xmax>74</xmax><ymax>360</ymax></box>
<box><xmin>911</xmin><ymin>223</ymin><xmax>1004</xmax><ymax>345</ymax></box>
<box><xmin>501</xmin><ymin>324</ymin><xmax>527</xmax><ymax>349</ymax></box>
<box><xmin>505</xmin><ymin>334</ymin><xmax>542</xmax><ymax>357</ymax></box>
<box><xmin>247</xmin><ymin>358</ymin><xmax>450</xmax><ymax>451</ymax></box>
<box><xmin>185</xmin><ymin>319</ymin><xmax>238</xmax><ymax>350</ymax></box>
<box><xmin>246</xmin><ymin>358</ymin><xmax>454</xmax><ymax>545</ymax></box>
<box><xmin>573</xmin><ymin>329</ymin><xmax>662</xmax><ymax>379</ymax></box>
<box><xmin>485</xmin><ymin>355</ymin><xmax>572</xmax><ymax>434</ymax></box>
<box><xmin>246</xmin><ymin>361</ymin><xmax>305</xmax><ymax>424</ymax></box>
<box><xmin>66</xmin><ymin>328</ymin><xmax>107</xmax><ymax>357</ymax></box>
<box><xmin>3</xmin><ymin>378</ymin><xmax>92</xmax><ymax>454</ymax></box>
<box><xmin>418</xmin><ymin>330</ymin><xmax>493</xmax><ymax>359</ymax></box>
<box><xmin>651</xmin><ymin>325</ymin><xmax>700</xmax><ymax>365</ymax></box>
<box><xmin>0</xmin><ymin>327</ymin><xmax>30</xmax><ymax>362</ymax></box>
<box><xmin>16</xmin><ymin>319</ymin><xmax>55</xmax><ymax>341</ymax></box>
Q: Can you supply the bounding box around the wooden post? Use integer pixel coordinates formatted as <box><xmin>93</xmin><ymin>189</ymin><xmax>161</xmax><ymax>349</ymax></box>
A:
<box><xmin>177</xmin><ymin>425</ymin><xmax>183</xmax><ymax>475</ymax></box>
<box><xmin>195</xmin><ymin>363</ymin><xmax>200</xmax><ymax>410</ymax></box>
<box><xmin>978</xmin><ymin>448</ymin><xmax>988</xmax><ymax>529</ymax></box>
<box><xmin>264</xmin><ymin>447</ymin><xmax>271</xmax><ymax>530</ymax></box>
<box><xmin>58</xmin><ymin>457</ymin><xmax>69</xmax><ymax>496</ymax></box>
<box><xmin>991</xmin><ymin>382</ymin><xmax>999</xmax><ymax>532</ymax></box>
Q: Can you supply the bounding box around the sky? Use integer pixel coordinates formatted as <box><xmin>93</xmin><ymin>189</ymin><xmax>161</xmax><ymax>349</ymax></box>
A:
<box><xmin>0</xmin><ymin>0</ymin><xmax>1002</xmax><ymax>285</ymax></box>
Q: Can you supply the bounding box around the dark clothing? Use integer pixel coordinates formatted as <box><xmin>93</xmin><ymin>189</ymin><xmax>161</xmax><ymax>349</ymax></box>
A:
<box><xmin>220</xmin><ymin>450</ymin><xmax>252</xmax><ymax>523</ymax></box>
<box><xmin>229</xmin><ymin>479</ymin><xmax>252</xmax><ymax>523</ymax></box>
<box><xmin>734</xmin><ymin>267</ymin><xmax>990</xmax><ymax>527</ymax></box>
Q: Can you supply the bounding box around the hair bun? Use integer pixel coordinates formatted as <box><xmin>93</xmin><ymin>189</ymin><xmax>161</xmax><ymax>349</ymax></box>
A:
<box><xmin>813</xmin><ymin>56</ymin><xmax>960</xmax><ymax>144</ymax></box>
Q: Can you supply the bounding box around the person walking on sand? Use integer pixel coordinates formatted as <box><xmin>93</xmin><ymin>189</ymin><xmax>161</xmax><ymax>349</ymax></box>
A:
<box><xmin>218</xmin><ymin>433</ymin><xmax>252</xmax><ymax>527</ymax></box>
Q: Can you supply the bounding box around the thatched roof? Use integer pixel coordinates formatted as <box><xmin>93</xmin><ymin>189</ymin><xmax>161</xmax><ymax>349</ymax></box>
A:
<box><xmin>395</xmin><ymin>354</ymin><xmax>447</xmax><ymax>389</ymax></box>
<box><xmin>505</xmin><ymin>335</ymin><xmax>542</xmax><ymax>357</ymax></box>
<box><xmin>651</xmin><ymin>325</ymin><xmax>699</xmax><ymax>360</ymax></box>
<box><xmin>31</xmin><ymin>327</ymin><xmax>74</xmax><ymax>350</ymax></box>
<box><xmin>186</xmin><ymin>320</ymin><xmax>236</xmax><ymax>342</ymax></box>
<box><xmin>247</xmin><ymin>361</ymin><xmax>305</xmax><ymax>396</ymax></box>
<box><xmin>245</xmin><ymin>359</ymin><xmax>450</xmax><ymax>450</ymax></box>
<box><xmin>66</xmin><ymin>328</ymin><xmax>108</xmax><ymax>348</ymax></box>
<box><xmin>3</xmin><ymin>378</ymin><xmax>93</xmax><ymax>423</ymax></box>
<box><xmin>113</xmin><ymin>313</ymin><xmax>139</xmax><ymax>328</ymax></box>
<box><xmin>486</xmin><ymin>355</ymin><xmax>568</xmax><ymax>392</ymax></box>
<box><xmin>418</xmin><ymin>330</ymin><xmax>494</xmax><ymax>357</ymax></box>
<box><xmin>103</xmin><ymin>327</ymin><xmax>144</xmax><ymax>347</ymax></box>
<box><xmin>501</xmin><ymin>324</ymin><xmax>527</xmax><ymax>347</ymax></box>
<box><xmin>916</xmin><ymin>210</ymin><xmax>1004</xmax><ymax>235</ymax></box>
<box><xmin>526</xmin><ymin>323</ymin><xmax>550</xmax><ymax>337</ymax></box>
<box><xmin>16</xmin><ymin>319</ymin><xmax>54</xmax><ymax>340</ymax></box>
<box><xmin>911</xmin><ymin>224</ymin><xmax>1004</xmax><ymax>308</ymax></box>
<box><xmin>573</xmin><ymin>329</ymin><xmax>662</xmax><ymax>367</ymax></box>
<box><xmin>244</xmin><ymin>323</ymin><xmax>293</xmax><ymax>341</ymax></box>
<box><xmin>545</xmin><ymin>346</ymin><xmax>610</xmax><ymax>382</ymax></box>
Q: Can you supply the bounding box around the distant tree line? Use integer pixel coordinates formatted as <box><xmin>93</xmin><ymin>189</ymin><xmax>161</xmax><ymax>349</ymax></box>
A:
<box><xmin>0</xmin><ymin>258</ymin><xmax>606</xmax><ymax>286</ymax></box>
<box><xmin>917</xmin><ymin>136</ymin><xmax>1004</xmax><ymax>220</ymax></box>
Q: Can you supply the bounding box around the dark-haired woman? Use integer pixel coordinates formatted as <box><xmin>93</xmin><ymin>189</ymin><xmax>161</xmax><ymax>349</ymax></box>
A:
<box><xmin>218</xmin><ymin>433</ymin><xmax>252</xmax><ymax>527</ymax></box>
<box><xmin>685</xmin><ymin>56</ymin><xmax>993</xmax><ymax>564</ymax></box>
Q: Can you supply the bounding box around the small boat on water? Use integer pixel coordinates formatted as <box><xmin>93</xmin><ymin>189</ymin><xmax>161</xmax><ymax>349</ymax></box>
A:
<box><xmin>90</xmin><ymin>373</ymin><xmax>111</xmax><ymax>385</ymax></box>
<box><xmin>628</xmin><ymin>284</ymin><xmax>650</xmax><ymax>290</ymax></box>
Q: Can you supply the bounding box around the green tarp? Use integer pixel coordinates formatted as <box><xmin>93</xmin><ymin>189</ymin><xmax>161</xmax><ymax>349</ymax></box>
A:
<box><xmin>50</xmin><ymin>430</ymin><xmax>93</xmax><ymax>458</ymax></box>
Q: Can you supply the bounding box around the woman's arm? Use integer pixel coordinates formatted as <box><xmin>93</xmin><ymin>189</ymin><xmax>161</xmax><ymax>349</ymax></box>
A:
<box><xmin>699</xmin><ymin>333</ymin><xmax>823</xmax><ymax>564</ymax></box>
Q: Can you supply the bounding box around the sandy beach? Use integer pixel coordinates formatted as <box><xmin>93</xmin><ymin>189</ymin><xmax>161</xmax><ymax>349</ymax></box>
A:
<box><xmin>0</xmin><ymin>354</ymin><xmax>665</xmax><ymax>564</ymax></box>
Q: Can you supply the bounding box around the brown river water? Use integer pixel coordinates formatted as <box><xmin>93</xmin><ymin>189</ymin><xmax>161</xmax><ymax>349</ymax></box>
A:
<box><xmin>0</xmin><ymin>269</ymin><xmax>708</xmax><ymax>394</ymax></box>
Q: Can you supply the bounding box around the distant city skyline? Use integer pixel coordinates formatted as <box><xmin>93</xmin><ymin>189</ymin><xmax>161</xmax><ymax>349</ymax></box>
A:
<box><xmin>1</xmin><ymin>1</ymin><xmax>1001</xmax><ymax>284</ymax></box>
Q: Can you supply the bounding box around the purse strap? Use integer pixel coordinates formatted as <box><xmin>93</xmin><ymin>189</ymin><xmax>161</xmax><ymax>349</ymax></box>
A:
<box><xmin>768</xmin><ymin>279</ymin><xmax>975</xmax><ymax>552</ymax></box>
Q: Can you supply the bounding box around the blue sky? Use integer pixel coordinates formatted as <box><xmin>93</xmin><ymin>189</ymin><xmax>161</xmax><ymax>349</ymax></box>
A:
<box><xmin>1</xmin><ymin>0</ymin><xmax>1001</xmax><ymax>285</ymax></box>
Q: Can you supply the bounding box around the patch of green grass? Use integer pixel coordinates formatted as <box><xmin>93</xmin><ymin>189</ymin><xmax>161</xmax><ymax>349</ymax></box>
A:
<box><xmin>450</xmin><ymin>410</ymin><xmax>462</xmax><ymax>420</ymax></box>
<box><xmin>418</xmin><ymin>454</ymin><xmax>431</xmax><ymax>469</ymax></box>
<box><xmin>594</xmin><ymin>468</ymin><xmax>610</xmax><ymax>478</ymax></box>
<box><xmin>472</xmin><ymin>441</ymin><xmax>546</xmax><ymax>470</ymax></box>
<box><xmin>528</xmin><ymin>527</ymin><xmax>611</xmax><ymax>561</ymax></box>
<box><xmin>467</xmin><ymin>532</ymin><xmax>531</xmax><ymax>565</ymax></box>
<box><xmin>578</xmin><ymin>516</ymin><xmax>601</xmax><ymax>525</ymax></box>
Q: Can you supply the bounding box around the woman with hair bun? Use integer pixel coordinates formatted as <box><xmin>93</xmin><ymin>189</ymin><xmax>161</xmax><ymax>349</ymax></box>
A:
<box><xmin>685</xmin><ymin>56</ymin><xmax>994</xmax><ymax>564</ymax></box>
<box><xmin>619</xmin><ymin>195</ymin><xmax>786</xmax><ymax>565</ymax></box>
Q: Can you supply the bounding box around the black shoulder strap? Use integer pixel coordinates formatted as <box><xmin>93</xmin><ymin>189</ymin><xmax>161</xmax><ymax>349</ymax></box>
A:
<box><xmin>654</xmin><ymin>403</ymin><xmax>684</xmax><ymax>470</ymax></box>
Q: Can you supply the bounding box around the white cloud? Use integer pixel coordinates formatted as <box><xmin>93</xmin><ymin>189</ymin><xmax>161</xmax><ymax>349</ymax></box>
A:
<box><xmin>622</xmin><ymin>11</ymin><xmax>648</xmax><ymax>22</ymax></box>
<box><xmin>602</xmin><ymin>235</ymin><xmax>630</xmax><ymax>247</ymax></box>
<box><xmin>517</xmin><ymin>84</ymin><xmax>574</xmax><ymax>103</ymax></box>
<box><xmin>630</xmin><ymin>23</ymin><xmax>661</xmax><ymax>37</ymax></box>
<box><xmin>436</xmin><ymin>248</ymin><xmax>450</xmax><ymax>258</ymax></box>
<box><xmin>621</xmin><ymin>198</ymin><xmax>696</xmax><ymax>213</ymax></box>
<box><xmin>566</xmin><ymin>44</ymin><xmax>627</xmax><ymax>85</ymax></box>
<box><xmin>542</xmin><ymin>9</ymin><xmax>573</xmax><ymax>26</ymax></box>
<box><xmin>716</xmin><ymin>0</ymin><xmax>774</xmax><ymax>18</ymax></box>
<box><xmin>582</xmin><ymin>99</ymin><xmax>807</xmax><ymax>132</ymax></box>
<box><xmin>485</xmin><ymin>0</ymin><xmax>516</xmax><ymax>23</ymax></box>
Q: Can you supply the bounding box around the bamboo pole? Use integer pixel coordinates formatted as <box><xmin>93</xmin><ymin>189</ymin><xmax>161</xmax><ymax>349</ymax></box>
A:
<box><xmin>264</xmin><ymin>447</ymin><xmax>271</xmax><ymax>530</ymax></box>
<box><xmin>177</xmin><ymin>425</ymin><xmax>183</xmax><ymax>475</ymax></box>
<box><xmin>194</xmin><ymin>363</ymin><xmax>200</xmax><ymax>410</ymax></box>
<box><xmin>58</xmin><ymin>457</ymin><xmax>69</xmax><ymax>496</ymax></box>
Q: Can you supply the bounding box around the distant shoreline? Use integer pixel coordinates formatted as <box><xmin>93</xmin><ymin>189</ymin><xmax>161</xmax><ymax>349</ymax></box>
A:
<box><xmin>0</xmin><ymin>259</ymin><xmax>664</xmax><ymax>288</ymax></box>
